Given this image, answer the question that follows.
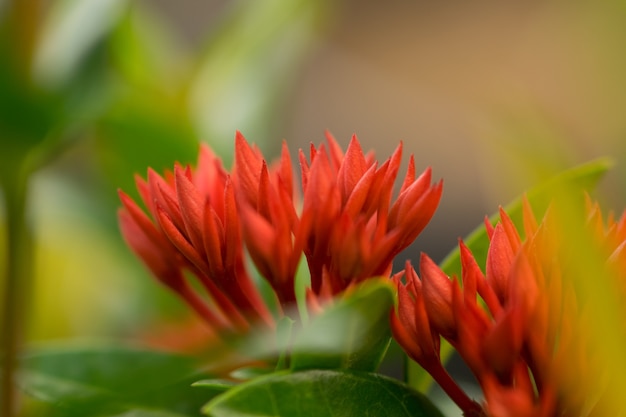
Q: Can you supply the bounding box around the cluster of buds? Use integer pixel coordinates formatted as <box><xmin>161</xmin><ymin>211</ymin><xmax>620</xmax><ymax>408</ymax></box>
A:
<box><xmin>391</xmin><ymin>197</ymin><xmax>626</xmax><ymax>417</ymax></box>
<box><xmin>118</xmin><ymin>132</ymin><xmax>442</xmax><ymax>336</ymax></box>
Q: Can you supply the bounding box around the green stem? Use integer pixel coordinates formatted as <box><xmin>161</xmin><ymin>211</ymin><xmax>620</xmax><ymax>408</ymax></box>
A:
<box><xmin>1</xmin><ymin>171</ymin><xmax>32</xmax><ymax>417</ymax></box>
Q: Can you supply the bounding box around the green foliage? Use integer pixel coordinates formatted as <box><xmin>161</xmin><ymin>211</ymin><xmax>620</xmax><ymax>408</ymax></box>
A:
<box><xmin>203</xmin><ymin>369</ymin><xmax>444</xmax><ymax>417</ymax></box>
<box><xmin>439</xmin><ymin>157</ymin><xmax>612</xmax><ymax>278</ymax></box>
<box><xmin>16</xmin><ymin>281</ymin><xmax>397</xmax><ymax>416</ymax></box>
<box><xmin>290</xmin><ymin>280</ymin><xmax>394</xmax><ymax>372</ymax></box>
<box><xmin>18</xmin><ymin>344</ymin><xmax>211</xmax><ymax>417</ymax></box>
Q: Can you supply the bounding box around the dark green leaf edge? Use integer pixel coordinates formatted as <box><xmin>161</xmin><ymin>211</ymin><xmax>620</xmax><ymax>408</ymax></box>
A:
<box><xmin>202</xmin><ymin>369</ymin><xmax>444</xmax><ymax>417</ymax></box>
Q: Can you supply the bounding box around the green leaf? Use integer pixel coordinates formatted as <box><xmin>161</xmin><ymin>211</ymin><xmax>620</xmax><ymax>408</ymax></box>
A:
<box><xmin>189</xmin><ymin>0</ymin><xmax>332</xmax><ymax>155</ymax></box>
<box><xmin>95</xmin><ymin>97</ymin><xmax>199</xmax><ymax>203</ymax></box>
<box><xmin>203</xmin><ymin>369</ymin><xmax>443</xmax><ymax>417</ymax></box>
<box><xmin>290</xmin><ymin>280</ymin><xmax>394</xmax><ymax>372</ymax></box>
<box><xmin>439</xmin><ymin>157</ymin><xmax>612</xmax><ymax>278</ymax></box>
<box><xmin>33</xmin><ymin>0</ymin><xmax>128</xmax><ymax>87</ymax></box>
<box><xmin>18</xmin><ymin>343</ymin><xmax>210</xmax><ymax>416</ymax></box>
<box><xmin>407</xmin><ymin>157</ymin><xmax>613</xmax><ymax>390</ymax></box>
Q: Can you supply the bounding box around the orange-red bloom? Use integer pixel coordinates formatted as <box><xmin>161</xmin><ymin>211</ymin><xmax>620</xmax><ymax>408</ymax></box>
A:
<box><xmin>120</xmin><ymin>131</ymin><xmax>442</xmax><ymax>339</ymax></box>
<box><xmin>299</xmin><ymin>132</ymin><xmax>443</xmax><ymax>298</ymax></box>
<box><xmin>118</xmin><ymin>144</ymin><xmax>274</xmax><ymax>335</ymax></box>
<box><xmin>392</xmin><ymin>197</ymin><xmax>626</xmax><ymax>417</ymax></box>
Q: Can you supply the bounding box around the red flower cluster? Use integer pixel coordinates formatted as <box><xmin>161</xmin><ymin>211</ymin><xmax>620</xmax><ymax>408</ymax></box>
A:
<box><xmin>119</xmin><ymin>132</ymin><xmax>442</xmax><ymax>335</ymax></box>
<box><xmin>391</xmin><ymin>197</ymin><xmax>626</xmax><ymax>417</ymax></box>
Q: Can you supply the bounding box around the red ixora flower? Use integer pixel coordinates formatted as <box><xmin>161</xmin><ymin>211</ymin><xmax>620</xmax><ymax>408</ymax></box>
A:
<box><xmin>118</xmin><ymin>143</ymin><xmax>274</xmax><ymax>336</ymax></box>
<box><xmin>391</xmin><ymin>196</ymin><xmax>626</xmax><ymax>417</ymax></box>
<box><xmin>119</xmin><ymin>131</ymin><xmax>442</xmax><ymax>336</ymax></box>
<box><xmin>298</xmin><ymin>132</ymin><xmax>443</xmax><ymax>299</ymax></box>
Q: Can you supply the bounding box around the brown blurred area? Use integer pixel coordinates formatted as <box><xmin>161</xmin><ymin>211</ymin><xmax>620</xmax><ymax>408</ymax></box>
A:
<box><xmin>146</xmin><ymin>0</ymin><xmax>626</xmax><ymax>262</ymax></box>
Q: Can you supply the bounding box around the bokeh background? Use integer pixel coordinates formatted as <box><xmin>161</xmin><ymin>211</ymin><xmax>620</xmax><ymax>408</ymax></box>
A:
<box><xmin>2</xmin><ymin>0</ymin><xmax>626</xmax><ymax>414</ymax></box>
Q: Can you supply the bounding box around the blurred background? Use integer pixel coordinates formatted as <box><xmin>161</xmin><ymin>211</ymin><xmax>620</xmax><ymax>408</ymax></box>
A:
<box><xmin>2</xmin><ymin>0</ymin><xmax>626</xmax><ymax>413</ymax></box>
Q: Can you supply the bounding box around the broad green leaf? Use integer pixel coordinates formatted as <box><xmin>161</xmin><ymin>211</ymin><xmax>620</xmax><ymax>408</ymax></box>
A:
<box><xmin>18</xmin><ymin>343</ymin><xmax>210</xmax><ymax>416</ymax></box>
<box><xmin>407</xmin><ymin>157</ymin><xmax>613</xmax><ymax>390</ymax></box>
<box><xmin>290</xmin><ymin>280</ymin><xmax>394</xmax><ymax>372</ymax></box>
<box><xmin>203</xmin><ymin>369</ymin><xmax>444</xmax><ymax>417</ymax></box>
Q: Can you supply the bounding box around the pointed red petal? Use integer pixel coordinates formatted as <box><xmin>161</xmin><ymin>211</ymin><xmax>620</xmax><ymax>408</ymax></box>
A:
<box><xmin>499</xmin><ymin>207</ymin><xmax>522</xmax><ymax>253</ymax></box>
<box><xmin>482</xmin><ymin>307</ymin><xmax>524</xmax><ymax>378</ymax></box>
<box><xmin>234</xmin><ymin>130</ymin><xmax>263</xmax><ymax>206</ymax></box>
<box><xmin>118</xmin><ymin>208</ymin><xmax>183</xmax><ymax>291</ymax></box>
<box><xmin>420</xmin><ymin>253</ymin><xmax>456</xmax><ymax>338</ymax></box>
<box><xmin>324</xmin><ymin>130</ymin><xmax>344</xmax><ymax>172</ymax></box>
<box><xmin>399</xmin><ymin>153</ymin><xmax>416</xmax><ymax>195</ymax></box>
<box><xmin>157</xmin><ymin>205</ymin><xmax>210</xmax><ymax>276</ymax></box>
<box><xmin>175</xmin><ymin>164</ymin><xmax>205</xmax><ymax>255</ymax></box>
<box><xmin>337</xmin><ymin>135</ymin><xmax>368</xmax><ymax>201</ymax></box>
<box><xmin>343</xmin><ymin>163</ymin><xmax>377</xmax><ymax>217</ymax></box>
<box><xmin>486</xmin><ymin>223</ymin><xmax>516</xmax><ymax>305</ymax></box>
<box><xmin>148</xmin><ymin>168</ymin><xmax>186</xmax><ymax>233</ymax></box>
<box><xmin>202</xmin><ymin>203</ymin><xmax>225</xmax><ymax>274</ymax></box>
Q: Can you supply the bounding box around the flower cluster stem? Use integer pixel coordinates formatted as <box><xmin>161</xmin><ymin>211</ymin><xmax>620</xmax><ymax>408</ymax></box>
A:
<box><xmin>1</xmin><ymin>171</ymin><xmax>33</xmax><ymax>417</ymax></box>
<box><xmin>426</xmin><ymin>362</ymin><xmax>484</xmax><ymax>417</ymax></box>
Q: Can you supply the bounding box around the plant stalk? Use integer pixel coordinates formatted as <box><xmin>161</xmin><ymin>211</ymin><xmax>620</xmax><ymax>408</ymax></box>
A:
<box><xmin>1</xmin><ymin>172</ymin><xmax>33</xmax><ymax>417</ymax></box>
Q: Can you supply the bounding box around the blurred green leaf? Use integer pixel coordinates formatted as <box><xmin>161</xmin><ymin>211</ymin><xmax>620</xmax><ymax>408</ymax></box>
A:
<box><xmin>290</xmin><ymin>280</ymin><xmax>393</xmax><ymax>372</ymax></box>
<box><xmin>203</xmin><ymin>369</ymin><xmax>443</xmax><ymax>417</ymax></box>
<box><xmin>189</xmin><ymin>0</ymin><xmax>331</xmax><ymax>156</ymax></box>
<box><xmin>108</xmin><ymin>4</ymin><xmax>189</xmax><ymax>94</ymax></box>
<box><xmin>95</xmin><ymin>97</ymin><xmax>199</xmax><ymax>202</ymax></box>
<box><xmin>439</xmin><ymin>157</ymin><xmax>613</xmax><ymax>278</ymax></box>
<box><xmin>18</xmin><ymin>343</ymin><xmax>210</xmax><ymax>416</ymax></box>
<box><xmin>0</xmin><ymin>56</ymin><xmax>61</xmax><ymax>179</ymax></box>
<box><xmin>33</xmin><ymin>0</ymin><xmax>128</xmax><ymax>88</ymax></box>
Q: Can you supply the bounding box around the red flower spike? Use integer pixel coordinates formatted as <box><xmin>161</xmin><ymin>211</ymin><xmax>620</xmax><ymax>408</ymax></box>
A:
<box><xmin>399</xmin><ymin>153</ymin><xmax>416</xmax><ymax>194</ymax></box>
<box><xmin>118</xmin><ymin>205</ymin><xmax>184</xmax><ymax>292</ymax></box>
<box><xmin>482</xmin><ymin>307</ymin><xmax>524</xmax><ymax>382</ymax></box>
<box><xmin>174</xmin><ymin>165</ymin><xmax>207</xmax><ymax>255</ymax></box>
<box><xmin>459</xmin><ymin>240</ymin><xmax>502</xmax><ymax>317</ymax></box>
<box><xmin>202</xmin><ymin>204</ymin><xmax>225</xmax><ymax>273</ymax></box>
<box><xmin>119</xmin><ymin>142</ymin><xmax>278</xmax><ymax>336</ymax></box>
<box><xmin>484</xmin><ymin>216</ymin><xmax>495</xmax><ymax>240</ymax></box>
<box><xmin>148</xmin><ymin>168</ymin><xmax>186</xmax><ymax>233</ymax></box>
<box><xmin>506</xmin><ymin>249</ymin><xmax>539</xmax><ymax>316</ymax></box>
<box><xmin>482</xmin><ymin>374</ymin><xmax>545</xmax><ymax>417</ymax></box>
<box><xmin>498</xmin><ymin>207</ymin><xmax>522</xmax><ymax>254</ymax></box>
<box><xmin>337</xmin><ymin>135</ymin><xmax>369</xmax><ymax>204</ymax></box>
<box><xmin>122</xmin><ymin>131</ymin><xmax>444</xmax><ymax>346</ymax></box>
<box><xmin>388</xmin><ymin>168</ymin><xmax>443</xmax><ymax>248</ymax></box>
<box><xmin>392</xmin><ymin>265</ymin><xmax>484</xmax><ymax>417</ymax></box>
<box><xmin>300</xmin><ymin>136</ymin><xmax>442</xmax><ymax>295</ymax></box>
<box><xmin>419</xmin><ymin>253</ymin><xmax>456</xmax><ymax>339</ymax></box>
<box><xmin>156</xmin><ymin>206</ymin><xmax>211</xmax><ymax>275</ymax></box>
<box><xmin>393</xmin><ymin>194</ymin><xmax>626</xmax><ymax>417</ymax></box>
<box><xmin>376</xmin><ymin>143</ymin><xmax>403</xmax><ymax>208</ymax></box>
<box><xmin>521</xmin><ymin>196</ymin><xmax>538</xmax><ymax>239</ymax></box>
<box><xmin>323</xmin><ymin>130</ymin><xmax>345</xmax><ymax>172</ymax></box>
<box><xmin>234</xmin><ymin>130</ymin><xmax>264</xmax><ymax>207</ymax></box>
<box><xmin>343</xmin><ymin>163</ymin><xmax>378</xmax><ymax>218</ymax></box>
<box><xmin>486</xmin><ymin>223</ymin><xmax>516</xmax><ymax>305</ymax></box>
<box><xmin>232</xmin><ymin>132</ymin><xmax>304</xmax><ymax>306</ymax></box>
<box><xmin>390</xmin><ymin>263</ymin><xmax>439</xmax><ymax>364</ymax></box>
